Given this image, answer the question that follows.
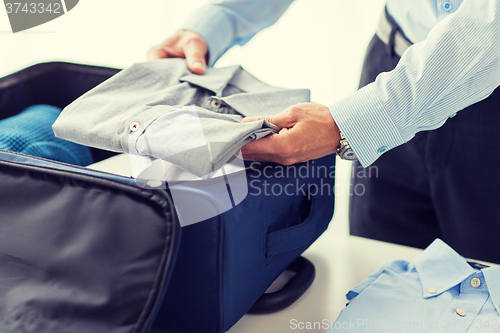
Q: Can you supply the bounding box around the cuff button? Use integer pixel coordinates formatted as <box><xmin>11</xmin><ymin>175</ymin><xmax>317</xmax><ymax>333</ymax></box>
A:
<box><xmin>129</xmin><ymin>122</ymin><xmax>140</xmax><ymax>133</ymax></box>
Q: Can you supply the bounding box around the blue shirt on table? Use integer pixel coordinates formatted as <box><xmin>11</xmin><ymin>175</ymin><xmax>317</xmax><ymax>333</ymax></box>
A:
<box><xmin>330</xmin><ymin>238</ymin><xmax>500</xmax><ymax>332</ymax></box>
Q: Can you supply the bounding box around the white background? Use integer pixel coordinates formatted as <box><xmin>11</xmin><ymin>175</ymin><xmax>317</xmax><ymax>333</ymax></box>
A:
<box><xmin>0</xmin><ymin>1</ymin><xmax>388</xmax><ymax>332</ymax></box>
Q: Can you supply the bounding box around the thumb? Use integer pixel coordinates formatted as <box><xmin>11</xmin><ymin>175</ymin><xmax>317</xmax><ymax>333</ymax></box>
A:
<box><xmin>184</xmin><ymin>39</ymin><xmax>207</xmax><ymax>74</ymax></box>
<box><xmin>242</xmin><ymin>111</ymin><xmax>296</xmax><ymax>129</ymax></box>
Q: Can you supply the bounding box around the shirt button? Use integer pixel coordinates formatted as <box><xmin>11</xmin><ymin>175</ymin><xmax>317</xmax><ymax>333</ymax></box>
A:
<box><xmin>211</xmin><ymin>99</ymin><xmax>221</xmax><ymax>109</ymax></box>
<box><xmin>456</xmin><ymin>308</ymin><xmax>466</xmax><ymax>317</ymax></box>
<box><xmin>377</xmin><ymin>146</ymin><xmax>387</xmax><ymax>153</ymax></box>
<box><xmin>129</xmin><ymin>122</ymin><xmax>140</xmax><ymax>133</ymax></box>
<box><xmin>428</xmin><ymin>287</ymin><xmax>436</xmax><ymax>294</ymax></box>
<box><xmin>471</xmin><ymin>278</ymin><xmax>481</xmax><ymax>288</ymax></box>
<box><xmin>443</xmin><ymin>2</ymin><xmax>452</xmax><ymax>10</ymax></box>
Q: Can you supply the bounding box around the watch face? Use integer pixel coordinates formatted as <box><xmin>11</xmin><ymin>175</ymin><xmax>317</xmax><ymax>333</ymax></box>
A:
<box><xmin>341</xmin><ymin>149</ymin><xmax>357</xmax><ymax>161</ymax></box>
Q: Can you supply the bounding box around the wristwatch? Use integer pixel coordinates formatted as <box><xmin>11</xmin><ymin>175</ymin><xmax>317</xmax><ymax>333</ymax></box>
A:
<box><xmin>336</xmin><ymin>132</ymin><xmax>357</xmax><ymax>161</ymax></box>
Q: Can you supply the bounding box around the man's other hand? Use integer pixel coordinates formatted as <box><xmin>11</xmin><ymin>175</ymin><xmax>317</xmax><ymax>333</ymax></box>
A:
<box><xmin>241</xmin><ymin>103</ymin><xmax>341</xmax><ymax>165</ymax></box>
<box><xmin>147</xmin><ymin>30</ymin><xmax>208</xmax><ymax>74</ymax></box>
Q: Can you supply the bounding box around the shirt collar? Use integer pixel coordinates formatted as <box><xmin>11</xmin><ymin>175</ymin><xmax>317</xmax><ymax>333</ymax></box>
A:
<box><xmin>179</xmin><ymin>65</ymin><xmax>311</xmax><ymax>117</ymax></box>
<box><xmin>179</xmin><ymin>65</ymin><xmax>241</xmax><ymax>96</ymax></box>
<box><xmin>482</xmin><ymin>266</ymin><xmax>500</xmax><ymax>315</ymax></box>
<box><xmin>414</xmin><ymin>238</ymin><xmax>500</xmax><ymax>314</ymax></box>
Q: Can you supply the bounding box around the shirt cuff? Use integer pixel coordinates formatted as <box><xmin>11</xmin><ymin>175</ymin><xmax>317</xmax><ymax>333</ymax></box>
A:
<box><xmin>179</xmin><ymin>5</ymin><xmax>234</xmax><ymax>66</ymax></box>
<box><xmin>328</xmin><ymin>83</ymin><xmax>406</xmax><ymax>167</ymax></box>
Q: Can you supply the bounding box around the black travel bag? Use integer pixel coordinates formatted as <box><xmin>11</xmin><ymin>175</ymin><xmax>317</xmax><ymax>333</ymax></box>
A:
<box><xmin>0</xmin><ymin>62</ymin><xmax>335</xmax><ymax>333</ymax></box>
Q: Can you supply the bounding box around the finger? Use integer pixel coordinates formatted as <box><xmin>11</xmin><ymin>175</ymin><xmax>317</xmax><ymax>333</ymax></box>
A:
<box><xmin>184</xmin><ymin>39</ymin><xmax>207</xmax><ymax>74</ymax></box>
<box><xmin>241</xmin><ymin>116</ymin><xmax>268</xmax><ymax>123</ymax></box>
<box><xmin>147</xmin><ymin>46</ymin><xmax>168</xmax><ymax>61</ymax></box>
<box><xmin>241</xmin><ymin>130</ymin><xmax>289</xmax><ymax>156</ymax></box>
<box><xmin>267</xmin><ymin>111</ymin><xmax>298</xmax><ymax>129</ymax></box>
<box><xmin>242</xmin><ymin>111</ymin><xmax>296</xmax><ymax>129</ymax></box>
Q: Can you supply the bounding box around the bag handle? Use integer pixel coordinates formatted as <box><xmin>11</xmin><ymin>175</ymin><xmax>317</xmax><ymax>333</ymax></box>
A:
<box><xmin>265</xmin><ymin>186</ymin><xmax>318</xmax><ymax>257</ymax></box>
<box><xmin>248</xmin><ymin>256</ymin><xmax>315</xmax><ymax>314</ymax></box>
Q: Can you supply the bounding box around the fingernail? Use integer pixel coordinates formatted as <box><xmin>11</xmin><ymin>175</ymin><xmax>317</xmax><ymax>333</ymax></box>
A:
<box><xmin>192</xmin><ymin>62</ymin><xmax>202</xmax><ymax>69</ymax></box>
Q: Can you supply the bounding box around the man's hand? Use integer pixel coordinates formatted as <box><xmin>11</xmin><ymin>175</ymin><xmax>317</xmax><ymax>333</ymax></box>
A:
<box><xmin>241</xmin><ymin>103</ymin><xmax>341</xmax><ymax>165</ymax></box>
<box><xmin>147</xmin><ymin>30</ymin><xmax>208</xmax><ymax>75</ymax></box>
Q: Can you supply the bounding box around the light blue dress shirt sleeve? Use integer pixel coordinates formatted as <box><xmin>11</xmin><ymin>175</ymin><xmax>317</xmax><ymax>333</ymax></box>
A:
<box><xmin>178</xmin><ymin>0</ymin><xmax>294</xmax><ymax>65</ymax></box>
<box><xmin>329</xmin><ymin>0</ymin><xmax>500</xmax><ymax>167</ymax></box>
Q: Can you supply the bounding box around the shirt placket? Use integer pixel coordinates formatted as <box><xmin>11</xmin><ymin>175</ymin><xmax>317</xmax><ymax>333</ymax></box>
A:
<box><xmin>435</xmin><ymin>0</ymin><xmax>462</xmax><ymax>22</ymax></box>
<box><xmin>203</xmin><ymin>96</ymin><xmax>237</xmax><ymax>115</ymax></box>
<box><xmin>433</xmin><ymin>272</ymin><xmax>490</xmax><ymax>332</ymax></box>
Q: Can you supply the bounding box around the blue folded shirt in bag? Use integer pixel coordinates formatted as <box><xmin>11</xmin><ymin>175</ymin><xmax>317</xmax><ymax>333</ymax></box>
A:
<box><xmin>0</xmin><ymin>105</ymin><xmax>93</xmax><ymax>166</ymax></box>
